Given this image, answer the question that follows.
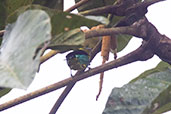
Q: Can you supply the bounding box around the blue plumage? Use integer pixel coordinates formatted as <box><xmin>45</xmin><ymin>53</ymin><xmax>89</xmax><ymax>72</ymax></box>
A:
<box><xmin>75</xmin><ymin>54</ymin><xmax>89</xmax><ymax>66</ymax></box>
<box><xmin>66</xmin><ymin>50</ymin><xmax>90</xmax><ymax>71</ymax></box>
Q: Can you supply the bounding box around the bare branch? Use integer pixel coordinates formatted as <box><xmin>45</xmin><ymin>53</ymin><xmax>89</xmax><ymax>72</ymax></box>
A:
<box><xmin>0</xmin><ymin>77</ymin><xmax>73</xmax><ymax>111</ymax></box>
<box><xmin>65</xmin><ymin>0</ymin><xmax>90</xmax><ymax>12</ymax></box>
<box><xmin>85</xmin><ymin>26</ymin><xmax>136</xmax><ymax>38</ymax></box>
<box><xmin>80</xmin><ymin>0</ymin><xmax>166</xmax><ymax>16</ymax></box>
<box><xmin>0</xmin><ymin>40</ymin><xmax>154</xmax><ymax>111</ymax></box>
<box><xmin>86</xmin><ymin>17</ymin><xmax>171</xmax><ymax>64</ymax></box>
<box><xmin>85</xmin><ymin>18</ymin><xmax>147</xmax><ymax>39</ymax></box>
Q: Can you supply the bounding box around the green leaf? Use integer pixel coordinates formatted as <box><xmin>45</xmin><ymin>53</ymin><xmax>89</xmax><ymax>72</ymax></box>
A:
<box><xmin>32</xmin><ymin>0</ymin><xmax>63</xmax><ymax>10</ymax></box>
<box><xmin>85</xmin><ymin>15</ymin><xmax>109</xmax><ymax>25</ymax></box>
<box><xmin>0</xmin><ymin>0</ymin><xmax>32</xmax><ymax>29</ymax></box>
<box><xmin>110</xmin><ymin>16</ymin><xmax>133</xmax><ymax>52</ymax></box>
<box><xmin>103</xmin><ymin>61</ymin><xmax>171</xmax><ymax>114</ymax></box>
<box><xmin>50</xmin><ymin>12</ymin><xmax>100</xmax><ymax>36</ymax></box>
<box><xmin>6</xmin><ymin>5</ymin><xmax>100</xmax><ymax>39</ymax></box>
<box><xmin>130</xmin><ymin>61</ymin><xmax>171</xmax><ymax>83</ymax></box>
<box><xmin>0</xmin><ymin>88</ymin><xmax>11</xmax><ymax>98</ymax></box>
<box><xmin>0</xmin><ymin>10</ymin><xmax>51</xmax><ymax>89</ymax></box>
<box><xmin>48</xmin><ymin>28</ymin><xmax>85</xmax><ymax>52</ymax></box>
<box><xmin>117</xmin><ymin>34</ymin><xmax>132</xmax><ymax>52</ymax></box>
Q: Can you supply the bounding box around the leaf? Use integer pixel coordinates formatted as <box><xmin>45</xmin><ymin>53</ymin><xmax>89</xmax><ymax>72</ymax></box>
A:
<box><xmin>110</xmin><ymin>16</ymin><xmax>133</xmax><ymax>52</ymax></box>
<box><xmin>6</xmin><ymin>5</ymin><xmax>101</xmax><ymax>39</ymax></box>
<box><xmin>32</xmin><ymin>0</ymin><xmax>63</xmax><ymax>10</ymax></box>
<box><xmin>103</xmin><ymin>61</ymin><xmax>171</xmax><ymax>114</ymax></box>
<box><xmin>0</xmin><ymin>10</ymin><xmax>51</xmax><ymax>89</ymax></box>
<box><xmin>129</xmin><ymin>61</ymin><xmax>171</xmax><ymax>83</ymax></box>
<box><xmin>50</xmin><ymin>12</ymin><xmax>101</xmax><ymax>36</ymax></box>
<box><xmin>48</xmin><ymin>28</ymin><xmax>85</xmax><ymax>52</ymax></box>
<box><xmin>0</xmin><ymin>0</ymin><xmax>32</xmax><ymax>29</ymax></box>
<box><xmin>0</xmin><ymin>88</ymin><xmax>11</xmax><ymax>98</ymax></box>
<box><xmin>85</xmin><ymin>15</ymin><xmax>109</xmax><ymax>25</ymax></box>
<box><xmin>117</xmin><ymin>34</ymin><xmax>132</xmax><ymax>52</ymax></box>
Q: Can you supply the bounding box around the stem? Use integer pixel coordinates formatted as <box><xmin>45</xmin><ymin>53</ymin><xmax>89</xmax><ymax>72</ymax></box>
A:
<box><xmin>40</xmin><ymin>50</ymin><xmax>60</xmax><ymax>64</ymax></box>
<box><xmin>65</xmin><ymin>0</ymin><xmax>90</xmax><ymax>12</ymax></box>
<box><xmin>85</xmin><ymin>26</ymin><xmax>139</xmax><ymax>39</ymax></box>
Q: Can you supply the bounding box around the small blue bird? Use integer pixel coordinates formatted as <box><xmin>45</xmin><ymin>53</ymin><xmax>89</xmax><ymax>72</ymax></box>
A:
<box><xmin>66</xmin><ymin>50</ymin><xmax>90</xmax><ymax>76</ymax></box>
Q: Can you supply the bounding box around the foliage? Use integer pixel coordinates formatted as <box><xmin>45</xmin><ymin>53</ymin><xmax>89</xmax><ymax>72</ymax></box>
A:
<box><xmin>103</xmin><ymin>61</ymin><xmax>171</xmax><ymax>114</ymax></box>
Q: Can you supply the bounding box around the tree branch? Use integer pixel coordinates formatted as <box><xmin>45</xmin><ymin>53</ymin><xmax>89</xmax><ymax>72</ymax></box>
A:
<box><xmin>65</xmin><ymin>0</ymin><xmax>90</xmax><ymax>12</ymax></box>
<box><xmin>0</xmin><ymin>40</ymin><xmax>154</xmax><ymax>111</ymax></box>
<box><xmin>80</xmin><ymin>0</ymin><xmax>166</xmax><ymax>16</ymax></box>
<box><xmin>85</xmin><ymin>18</ymin><xmax>147</xmax><ymax>39</ymax></box>
<box><xmin>85</xmin><ymin>17</ymin><xmax>171</xmax><ymax>64</ymax></box>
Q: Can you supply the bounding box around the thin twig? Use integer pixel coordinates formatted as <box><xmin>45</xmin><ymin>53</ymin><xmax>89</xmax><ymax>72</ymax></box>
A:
<box><xmin>40</xmin><ymin>50</ymin><xmax>60</xmax><ymax>64</ymax></box>
<box><xmin>65</xmin><ymin>0</ymin><xmax>90</xmax><ymax>12</ymax></box>
<box><xmin>80</xmin><ymin>0</ymin><xmax>166</xmax><ymax>16</ymax></box>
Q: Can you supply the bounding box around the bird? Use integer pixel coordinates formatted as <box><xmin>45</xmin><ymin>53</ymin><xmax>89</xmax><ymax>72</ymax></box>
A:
<box><xmin>66</xmin><ymin>50</ymin><xmax>90</xmax><ymax>76</ymax></box>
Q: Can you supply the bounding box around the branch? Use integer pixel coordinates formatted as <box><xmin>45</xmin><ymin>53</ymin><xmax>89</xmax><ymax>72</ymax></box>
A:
<box><xmin>0</xmin><ymin>77</ymin><xmax>72</xmax><ymax>111</ymax></box>
<box><xmin>40</xmin><ymin>50</ymin><xmax>60</xmax><ymax>64</ymax></box>
<box><xmin>65</xmin><ymin>0</ymin><xmax>90</xmax><ymax>12</ymax></box>
<box><xmin>0</xmin><ymin>41</ymin><xmax>153</xmax><ymax>111</ymax></box>
<box><xmin>80</xmin><ymin>0</ymin><xmax>166</xmax><ymax>16</ymax></box>
<box><xmin>85</xmin><ymin>18</ymin><xmax>147</xmax><ymax>39</ymax></box>
<box><xmin>126</xmin><ymin>0</ymin><xmax>166</xmax><ymax>14</ymax></box>
<box><xmin>85</xmin><ymin>17</ymin><xmax>171</xmax><ymax>64</ymax></box>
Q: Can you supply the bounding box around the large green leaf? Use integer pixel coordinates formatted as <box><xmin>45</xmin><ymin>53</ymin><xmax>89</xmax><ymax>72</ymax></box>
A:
<box><xmin>6</xmin><ymin>5</ymin><xmax>101</xmax><ymax>39</ymax></box>
<box><xmin>0</xmin><ymin>10</ymin><xmax>51</xmax><ymax>89</ymax></box>
<box><xmin>103</xmin><ymin>61</ymin><xmax>171</xmax><ymax>114</ymax></box>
